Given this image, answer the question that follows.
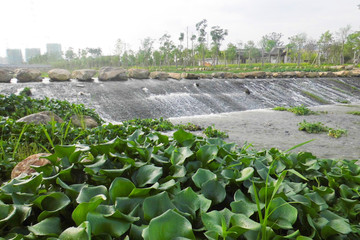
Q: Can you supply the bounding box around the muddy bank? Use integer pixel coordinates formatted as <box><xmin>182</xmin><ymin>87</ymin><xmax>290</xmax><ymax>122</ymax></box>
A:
<box><xmin>170</xmin><ymin>104</ymin><xmax>360</xmax><ymax>160</ymax></box>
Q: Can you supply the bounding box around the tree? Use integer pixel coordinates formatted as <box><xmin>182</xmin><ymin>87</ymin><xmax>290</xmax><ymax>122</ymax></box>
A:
<box><xmin>196</xmin><ymin>19</ymin><xmax>208</xmax><ymax>66</ymax></box>
<box><xmin>178</xmin><ymin>32</ymin><xmax>185</xmax><ymax>66</ymax></box>
<box><xmin>336</xmin><ymin>25</ymin><xmax>351</xmax><ymax>64</ymax></box>
<box><xmin>65</xmin><ymin>47</ymin><xmax>76</xmax><ymax>60</ymax></box>
<box><xmin>225</xmin><ymin>43</ymin><xmax>237</xmax><ymax>64</ymax></box>
<box><xmin>137</xmin><ymin>37</ymin><xmax>154</xmax><ymax>66</ymax></box>
<box><xmin>190</xmin><ymin>34</ymin><xmax>196</xmax><ymax>66</ymax></box>
<box><xmin>288</xmin><ymin>33</ymin><xmax>307</xmax><ymax>66</ymax></box>
<box><xmin>346</xmin><ymin>31</ymin><xmax>360</xmax><ymax>63</ymax></box>
<box><xmin>244</xmin><ymin>40</ymin><xmax>259</xmax><ymax>63</ymax></box>
<box><xmin>318</xmin><ymin>31</ymin><xmax>334</xmax><ymax>64</ymax></box>
<box><xmin>210</xmin><ymin>26</ymin><xmax>228</xmax><ymax>65</ymax></box>
<box><xmin>87</xmin><ymin>48</ymin><xmax>102</xmax><ymax>58</ymax></box>
<box><xmin>159</xmin><ymin>33</ymin><xmax>175</xmax><ymax>66</ymax></box>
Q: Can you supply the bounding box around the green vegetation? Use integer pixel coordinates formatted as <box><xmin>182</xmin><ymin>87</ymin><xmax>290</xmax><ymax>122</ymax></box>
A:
<box><xmin>347</xmin><ymin>111</ymin><xmax>360</xmax><ymax>115</ymax></box>
<box><xmin>203</xmin><ymin>125</ymin><xmax>229</xmax><ymax>138</ymax></box>
<box><xmin>298</xmin><ymin>120</ymin><xmax>347</xmax><ymax>138</ymax></box>
<box><xmin>0</xmin><ymin>93</ymin><xmax>359</xmax><ymax>239</ymax></box>
<box><xmin>273</xmin><ymin>105</ymin><xmax>316</xmax><ymax>116</ymax></box>
<box><xmin>301</xmin><ymin>91</ymin><xmax>330</xmax><ymax>104</ymax></box>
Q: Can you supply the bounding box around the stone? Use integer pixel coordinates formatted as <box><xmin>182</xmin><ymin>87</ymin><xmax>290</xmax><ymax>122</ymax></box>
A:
<box><xmin>98</xmin><ymin>67</ymin><xmax>128</xmax><ymax>81</ymax></box>
<box><xmin>128</xmin><ymin>68</ymin><xmax>150</xmax><ymax>79</ymax></box>
<box><xmin>244</xmin><ymin>71</ymin><xmax>266</xmax><ymax>78</ymax></box>
<box><xmin>150</xmin><ymin>71</ymin><xmax>169</xmax><ymax>80</ymax></box>
<box><xmin>305</xmin><ymin>72</ymin><xmax>319</xmax><ymax>78</ymax></box>
<box><xmin>212</xmin><ymin>72</ymin><xmax>226</xmax><ymax>79</ymax></box>
<box><xmin>16</xmin><ymin>69</ymin><xmax>42</xmax><ymax>82</ymax></box>
<box><xmin>48</xmin><ymin>69</ymin><xmax>71</xmax><ymax>81</ymax></box>
<box><xmin>318</xmin><ymin>72</ymin><xmax>335</xmax><ymax>77</ymax></box>
<box><xmin>235</xmin><ymin>73</ymin><xmax>246</xmax><ymax>79</ymax></box>
<box><xmin>168</xmin><ymin>72</ymin><xmax>182</xmax><ymax>80</ymax></box>
<box><xmin>329</xmin><ymin>65</ymin><xmax>345</xmax><ymax>70</ymax></box>
<box><xmin>16</xmin><ymin>111</ymin><xmax>63</xmax><ymax>125</ymax></box>
<box><xmin>333</xmin><ymin>71</ymin><xmax>349</xmax><ymax>77</ymax></box>
<box><xmin>71</xmin><ymin>115</ymin><xmax>99</xmax><ymax>128</ymax></box>
<box><xmin>198</xmin><ymin>73</ymin><xmax>213</xmax><ymax>79</ymax></box>
<box><xmin>72</xmin><ymin>69</ymin><xmax>97</xmax><ymax>81</ymax></box>
<box><xmin>0</xmin><ymin>69</ymin><xmax>13</xmax><ymax>82</ymax></box>
<box><xmin>280</xmin><ymin>72</ymin><xmax>296</xmax><ymax>78</ymax></box>
<box><xmin>349</xmin><ymin>69</ymin><xmax>360</xmax><ymax>77</ymax></box>
<box><xmin>11</xmin><ymin>153</ymin><xmax>51</xmax><ymax>178</ymax></box>
<box><xmin>295</xmin><ymin>71</ymin><xmax>305</xmax><ymax>78</ymax></box>
<box><xmin>345</xmin><ymin>65</ymin><xmax>354</xmax><ymax>70</ymax></box>
<box><xmin>181</xmin><ymin>73</ymin><xmax>199</xmax><ymax>80</ymax></box>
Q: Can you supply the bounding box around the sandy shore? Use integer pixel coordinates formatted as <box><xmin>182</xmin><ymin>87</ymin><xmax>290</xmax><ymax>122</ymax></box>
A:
<box><xmin>170</xmin><ymin>104</ymin><xmax>360</xmax><ymax>160</ymax></box>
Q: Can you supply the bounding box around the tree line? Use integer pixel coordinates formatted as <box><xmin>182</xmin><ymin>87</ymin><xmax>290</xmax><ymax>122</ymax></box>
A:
<box><xmin>29</xmin><ymin>19</ymin><xmax>360</xmax><ymax>69</ymax></box>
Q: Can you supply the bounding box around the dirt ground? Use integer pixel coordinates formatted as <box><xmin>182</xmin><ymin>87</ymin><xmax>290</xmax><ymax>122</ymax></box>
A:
<box><xmin>170</xmin><ymin>104</ymin><xmax>360</xmax><ymax>160</ymax></box>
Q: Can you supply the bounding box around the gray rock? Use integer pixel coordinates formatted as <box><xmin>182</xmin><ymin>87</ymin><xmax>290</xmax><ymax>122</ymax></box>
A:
<box><xmin>16</xmin><ymin>111</ymin><xmax>63</xmax><ymax>125</ymax></box>
<box><xmin>150</xmin><ymin>71</ymin><xmax>169</xmax><ymax>80</ymax></box>
<box><xmin>71</xmin><ymin>115</ymin><xmax>98</xmax><ymax>128</ymax></box>
<box><xmin>0</xmin><ymin>69</ymin><xmax>13</xmax><ymax>82</ymax></box>
<box><xmin>98</xmin><ymin>67</ymin><xmax>128</xmax><ymax>81</ymax></box>
<box><xmin>168</xmin><ymin>72</ymin><xmax>182</xmax><ymax>80</ymax></box>
<box><xmin>128</xmin><ymin>68</ymin><xmax>150</xmax><ymax>79</ymax></box>
<box><xmin>181</xmin><ymin>73</ymin><xmax>199</xmax><ymax>80</ymax></box>
<box><xmin>72</xmin><ymin>69</ymin><xmax>97</xmax><ymax>81</ymax></box>
<box><xmin>16</xmin><ymin>69</ymin><xmax>42</xmax><ymax>82</ymax></box>
<box><xmin>48</xmin><ymin>69</ymin><xmax>71</xmax><ymax>81</ymax></box>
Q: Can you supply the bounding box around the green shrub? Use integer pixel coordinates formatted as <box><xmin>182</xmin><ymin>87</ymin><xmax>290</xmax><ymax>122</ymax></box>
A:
<box><xmin>203</xmin><ymin>125</ymin><xmax>229</xmax><ymax>138</ymax></box>
<box><xmin>347</xmin><ymin>111</ymin><xmax>360</xmax><ymax>115</ymax></box>
<box><xmin>298</xmin><ymin>120</ymin><xmax>328</xmax><ymax>133</ymax></box>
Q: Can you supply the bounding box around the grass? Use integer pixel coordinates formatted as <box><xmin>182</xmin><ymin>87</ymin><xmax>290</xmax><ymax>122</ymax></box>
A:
<box><xmin>273</xmin><ymin>105</ymin><xmax>316</xmax><ymax>116</ymax></box>
<box><xmin>301</xmin><ymin>90</ymin><xmax>330</xmax><ymax>104</ymax></box>
<box><xmin>347</xmin><ymin>111</ymin><xmax>360</xmax><ymax>115</ymax></box>
<box><xmin>298</xmin><ymin>120</ymin><xmax>347</xmax><ymax>138</ymax></box>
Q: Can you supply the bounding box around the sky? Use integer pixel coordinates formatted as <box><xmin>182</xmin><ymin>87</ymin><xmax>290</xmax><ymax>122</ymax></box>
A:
<box><xmin>0</xmin><ymin>0</ymin><xmax>359</xmax><ymax>58</ymax></box>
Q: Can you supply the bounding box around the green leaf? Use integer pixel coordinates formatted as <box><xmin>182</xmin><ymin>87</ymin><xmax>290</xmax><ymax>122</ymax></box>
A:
<box><xmin>229</xmin><ymin>213</ymin><xmax>261</xmax><ymax>235</ymax></box>
<box><xmin>173</xmin><ymin>187</ymin><xmax>211</xmax><ymax>218</ymax></box>
<box><xmin>173</xmin><ymin>129</ymin><xmax>195</xmax><ymax>147</ymax></box>
<box><xmin>132</xmin><ymin>165</ymin><xmax>163</xmax><ymax>187</ymax></box>
<box><xmin>143</xmin><ymin>192</ymin><xmax>175</xmax><ymax>221</ymax></box>
<box><xmin>196</xmin><ymin>145</ymin><xmax>218</xmax><ymax>166</ymax></box>
<box><xmin>170</xmin><ymin>147</ymin><xmax>193</xmax><ymax>165</ymax></box>
<box><xmin>142</xmin><ymin>209</ymin><xmax>196</xmax><ymax>240</ymax></box>
<box><xmin>0</xmin><ymin>203</ymin><xmax>16</xmax><ymax>228</ymax></box>
<box><xmin>268</xmin><ymin>197</ymin><xmax>298</xmax><ymax>230</ymax></box>
<box><xmin>28</xmin><ymin>217</ymin><xmax>62</xmax><ymax>236</ymax></box>
<box><xmin>59</xmin><ymin>221</ymin><xmax>90</xmax><ymax>240</ymax></box>
<box><xmin>87</xmin><ymin>211</ymin><xmax>130</xmax><ymax>237</ymax></box>
<box><xmin>201</xmin><ymin>209</ymin><xmax>233</xmax><ymax>236</ymax></box>
<box><xmin>109</xmin><ymin>177</ymin><xmax>135</xmax><ymax>202</ymax></box>
<box><xmin>192</xmin><ymin>168</ymin><xmax>217</xmax><ymax>188</ymax></box>
<box><xmin>201</xmin><ymin>180</ymin><xmax>226</xmax><ymax>205</ymax></box>
<box><xmin>236</xmin><ymin>167</ymin><xmax>254</xmax><ymax>182</ymax></box>
<box><xmin>33</xmin><ymin>192</ymin><xmax>70</xmax><ymax>221</ymax></box>
<box><xmin>72</xmin><ymin>195</ymin><xmax>107</xmax><ymax>226</ymax></box>
<box><xmin>76</xmin><ymin>185</ymin><xmax>108</xmax><ymax>203</ymax></box>
<box><xmin>321</xmin><ymin>219</ymin><xmax>352</xmax><ymax>239</ymax></box>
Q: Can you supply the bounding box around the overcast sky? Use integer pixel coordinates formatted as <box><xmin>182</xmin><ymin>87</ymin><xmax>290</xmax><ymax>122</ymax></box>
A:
<box><xmin>0</xmin><ymin>0</ymin><xmax>359</xmax><ymax>57</ymax></box>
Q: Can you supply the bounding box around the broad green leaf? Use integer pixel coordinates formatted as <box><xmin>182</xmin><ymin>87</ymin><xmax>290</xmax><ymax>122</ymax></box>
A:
<box><xmin>99</xmin><ymin>166</ymin><xmax>131</xmax><ymax>178</ymax></box>
<box><xmin>321</xmin><ymin>219</ymin><xmax>352</xmax><ymax>239</ymax></box>
<box><xmin>196</xmin><ymin>145</ymin><xmax>218</xmax><ymax>166</ymax></box>
<box><xmin>115</xmin><ymin>197</ymin><xmax>144</xmax><ymax>215</ymax></box>
<box><xmin>28</xmin><ymin>217</ymin><xmax>62</xmax><ymax>236</ymax></box>
<box><xmin>54</xmin><ymin>145</ymin><xmax>76</xmax><ymax>159</ymax></box>
<box><xmin>33</xmin><ymin>192</ymin><xmax>70</xmax><ymax>221</ymax></box>
<box><xmin>12</xmin><ymin>174</ymin><xmax>43</xmax><ymax>194</ymax></box>
<box><xmin>229</xmin><ymin>213</ymin><xmax>261</xmax><ymax>235</ymax></box>
<box><xmin>0</xmin><ymin>204</ymin><xmax>16</xmax><ymax>228</ymax></box>
<box><xmin>201</xmin><ymin>180</ymin><xmax>226</xmax><ymax>205</ymax></box>
<box><xmin>59</xmin><ymin>222</ymin><xmax>90</xmax><ymax>240</ymax></box>
<box><xmin>173</xmin><ymin>187</ymin><xmax>211</xmax><ymax>217</ymax></box>
<box><xmin>173</xmin><ymin>129</ymin><xmax>195</xmax><ymax>147</ymax></box>
<box><xmin>231</xmin><ymin>200</ymin><xmax>258</xmax><ymax>217</ymax></box>
<box><xmin>236</xmin><ymin>167</ymin><xmax>254</xmax><ymax>182</ymax></box>
<box><xmin>87</xmin><ymin>211</ymin><xmax>130</xmax><ymax>237</ymax></box>
<box><xmin>143</xmin><ymin>192</ymin><xmax>175</xmax><ymax>221</ymax></box>
<box><xmin>142</xmin><ymin>210</ymin><xmax>196</xmax><ymax>240</ymax></box>
<box><xmin>201</xmin><ymin>209</ymin><xmax>234</xmax><ymax>236</ymax></box>
<box><xmin>192</xmin><ymin>168</ymin><xmax>217</xmax><ymax>188</ymax></box>
<box><xmin>132</xmin><ymin>165</ymin><xmax>163</xmax><ymax>187</ymax></box>
<box><xmin>268</xmin><ymin>197</ymin><xmax>298</xmax><ymax>230</ymax></box>
<box><xmin>84</xmin><ymin>154</ymin><xmax>108</xmax><ymax>174</ymax></box>
<box><xmin>76</xmin><ymin>185</ymin><xmax>108</xmax><ymax>203</ymax></box>
<box><xmin>72</xmin><ymin>194</ymin><xmax>107</xmax><ymax>226</ymax></box>
<box><xmin>170</xmin><ymin>147</ymin><xmax>193</xmax><ymax>165</ymax></box>
<box><xmin>109</xmin><ymin>177</ymin><xmax>135</xmax><ymax>202</ymax></box>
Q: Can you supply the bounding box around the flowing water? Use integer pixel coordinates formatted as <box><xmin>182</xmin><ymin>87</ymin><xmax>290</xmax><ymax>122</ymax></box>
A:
<box><xmin>1</xmin><ymin>77</ymin><xmax>360</xmax><ymax>122</ymax></box>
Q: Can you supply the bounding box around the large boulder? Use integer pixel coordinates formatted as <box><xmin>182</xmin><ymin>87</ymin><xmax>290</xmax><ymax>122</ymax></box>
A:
<box><xmin>350</xmin><ymin>69</ymin><xmax>360</xmax><ymax>77</ymax></box>
<box><xmin>71</xmin><ymin>115</ymin><xmax>99</xmax><ymax>128</ymax></box>
<box><xmin>244</xmin><ymin>71</ymin><xmax>266</xmax><ymax>78</ymax></box>
<box><xmin>0</xmin><ymin>69</ymin><xmax>13</xmax><ymax>82</ymax></box>
<box><xmin>48</xmin><ymin>69</ymin><xmax>71</xmax><ymax>81</ymax></box>
<box><xmin>212</xmin><ymin>72</ymin><xmax>226</xmax><ymax>79</ymax></box>
<box><xmin>181</xmin><ymin>73</ymin><xmax>199</xmax><ymax>80</ymax></box>
<box><xmin>280</xmin><ymin>72</ymin><xmax>296</xmax><ymax>78</ymax></box>
<box><xmin>333</xmin><ymin>71</ymin><xmax>349</xmax><ymax>77</ymax></box>
<box><xmin>128</xmin><ymin>69</ymin><xmax>150</xmax><ymax>79</ymax></box>
<box><xmin>168</xmin><ymin>72</ymin><xmax>182</xmax><ymax>80</ymax></box>
<box><xmin>150</xmin><ymin>71</ymin><xmax>169</xmax><ymax>80</ymax></box>
<box><xmin>11</xmin><ymin>153</ymin><xmax>51</xmax><ymax>178</ymax></box>
<box><xmin>305</xmin><ymin>72</ymin><xmax>319</xmax><ymax>78</ymax></box>
<box><xmin>16</xmin><ymin>69</ymin><xmax>42</xmax><ymax>82</ymax></box>
<box><xmin>98</xmin><ymin>67</ymin><xmax>128</xmax><ymax>81</ymax></box>
<box><xmin>16</xmin><ymin>111</ymin><xmax>63</xmax><ymax>125</ymax></box>
<box><xmin>72</xmin><ymin>69</ymin><xmax>97</xmax><ymax>81</ymax></box>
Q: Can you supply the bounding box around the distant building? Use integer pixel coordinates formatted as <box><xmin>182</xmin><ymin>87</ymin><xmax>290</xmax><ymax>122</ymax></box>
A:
<box><xmin>6</xmin><ymin>49</ymin><xmax>23</xmax><ymax>64</ymax></box>
<box><xmin>46</xmin><ymin>43</ymin><xmax>62</xmax><ymax>60</ymax></box>
<box><xmin>25</xmin><ymin>48</ymin><xmax>41</xmax><ymax>62</ymax></box>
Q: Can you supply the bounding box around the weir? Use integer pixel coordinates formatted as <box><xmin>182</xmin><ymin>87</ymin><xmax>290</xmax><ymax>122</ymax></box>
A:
<box><xmin>1</xmin><ymin>77</ymin><xmax>360</xmax><ymax>122</ymax></box>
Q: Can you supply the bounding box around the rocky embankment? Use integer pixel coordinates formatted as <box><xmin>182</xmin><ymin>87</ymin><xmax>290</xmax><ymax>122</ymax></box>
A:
<box><xmin>1</xmin><ymin>66</ymin><xmax>360</xmax><ymax>83</ymax></box>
